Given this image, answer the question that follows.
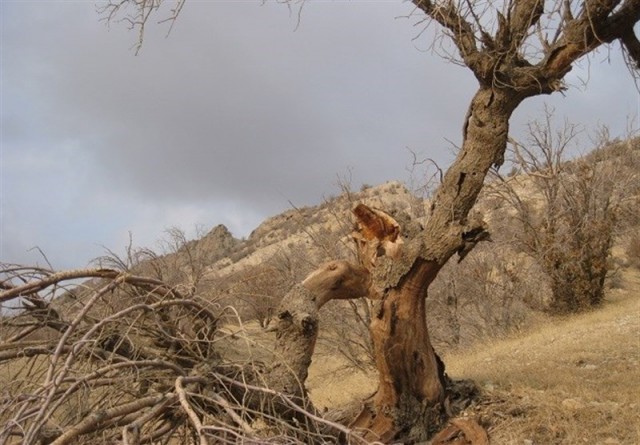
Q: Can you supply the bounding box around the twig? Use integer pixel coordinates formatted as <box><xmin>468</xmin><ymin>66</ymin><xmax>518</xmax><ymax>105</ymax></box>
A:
<box><xmin>175</xmin><ymin>376</ymin><xmax>208</xmax><ymax>445</ymax></box>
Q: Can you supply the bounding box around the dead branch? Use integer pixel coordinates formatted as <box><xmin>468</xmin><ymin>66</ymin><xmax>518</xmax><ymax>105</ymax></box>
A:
<box><xmin>176</xmin><ymin>376</ymin><xmax>208</xmax><ymax>445</ymax></box>
<box><xmin>51</xmin><ymin>394</ymin><xmax>177</xmax><ymax>445</ymax></box>
<box><xmin>0</xmin><ymin>259</ymin><xmax>374</xmax><ymax>445</ymax></box>
<box><xmin>0</xmin><ymin>268</ymin><xmax>120</xmax><ymax>302</ymax></box>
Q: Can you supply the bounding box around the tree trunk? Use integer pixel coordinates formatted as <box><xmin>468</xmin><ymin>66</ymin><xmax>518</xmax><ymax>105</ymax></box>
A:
<box><xmin>351</xmin><ymin>259</ymin><xmax>444</xmax><ymax>442</ymax></box>
<box><xmin>351</xmin><ymin>86</ymin><xmax>524</xmax><ymax>442</ymax></box>
<box><xmin>254</xmin><ymin>87</ymin><xmax>526</xmax><ymax>442</ymax></box>
<box><xmin>255</xmin><ymin>261</ymin><xmax>370</xmax><ymax>416</ymax></box>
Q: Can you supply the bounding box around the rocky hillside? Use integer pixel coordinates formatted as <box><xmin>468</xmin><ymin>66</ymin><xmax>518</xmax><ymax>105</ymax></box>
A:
<box><xmin>202</xmin><ymin>180</ymin><xmax>424</xmax><ymax>276</ymax></box>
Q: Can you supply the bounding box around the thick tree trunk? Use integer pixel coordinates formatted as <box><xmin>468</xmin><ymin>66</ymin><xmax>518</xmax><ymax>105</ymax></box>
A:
<box><xmin>351</xmin><ymin>259</ymin><xmax>443</xmax><ymax>442</ymax></box>
<box><xmin>252</xmin><ymin>87</ymin><xmax>526</xmax><ymax>442</ymax></box>
<box><xmin>255</xmin><ymin>261</ymin><xmax>370</xmax><ymax>415</ymax></box>
<box><xmin>351</xmin><ymin>87</ymin><xmax>523</xmax><ymax>442</ymax></box>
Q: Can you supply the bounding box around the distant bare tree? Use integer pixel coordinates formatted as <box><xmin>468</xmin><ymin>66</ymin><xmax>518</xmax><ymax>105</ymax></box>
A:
<box><xmin>428</xmin><ymin>247</ymin><xmax>539</xmax><ymax>346</ymax></box>
<box><xmin>222</xmin><ymin>253</ymin><xmax>300</xmax><ymax>329</ymax></box>
<box><xmin>319</xmin><ymin>297</ymin><xmax>376</xmax><ymax>372</ymax></box>
<box><xmin>491</xmin><ymin>111</ymin><xmax>638</xmax><ymax>312</ymax></box>
<box><xmin>94</xmin><ymin>226</ymin><xmax>211</xmax><ymax>296</ymax></box>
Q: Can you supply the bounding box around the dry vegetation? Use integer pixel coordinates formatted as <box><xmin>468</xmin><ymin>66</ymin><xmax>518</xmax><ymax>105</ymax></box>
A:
<box><xmin>0</xmin><ymin>267</ymin><xmax>370</xmax><ymax>445</ymax></box>
<box><xmin>83</xmin><ymin>0</ymin><xmax>640</xmax><ymax>440</ymax></box>
<box><xmin>239</xmin><ymin>264</ymin><xmax>640</xmax><ymax>444</ymax></box>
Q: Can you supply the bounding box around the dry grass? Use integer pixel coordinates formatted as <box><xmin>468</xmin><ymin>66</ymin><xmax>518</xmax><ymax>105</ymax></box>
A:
<box><xmin>441</xmin><ymin>268</ymin><xmax>640</xmax><ymax>445</ymax></box>
<box><xmin>307</xmin><ymin>355</ymin><xmax>375</xmax><ymax>410</ymax></box>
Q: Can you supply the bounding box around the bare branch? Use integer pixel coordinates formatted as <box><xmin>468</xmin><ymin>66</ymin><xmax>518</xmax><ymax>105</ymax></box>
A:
<box><xmin>51</xmin><ymin>394</ymin><xmax>176</xmax><ymax>445</ymax></box>
<box><xmin>620</xmin><ymin>25</ymin><xmax>640</xmax><ymax>70</ymax></box>
<box><xmin>0</xmin><ymin>268</ymin><xmax>118</xmax><ymax>302</ymax></box>
<box><xmin>412</xmin><ymin>0</ymin><xmax>488</xmax><ymax>75</ymax></box>
<box><xmin>544</xmin><ymin>0</ymin><xmax>640</xmax><ymax>76</ymax></box>
<box><xmin>508</xmin><ymin>0</ymin><xmax>544</xmax><ymax>49</ymax></box>
<box><xmin>176</xmin><ymin>376</ymin><xmax>208</xmax><ymax>445</ymax></box>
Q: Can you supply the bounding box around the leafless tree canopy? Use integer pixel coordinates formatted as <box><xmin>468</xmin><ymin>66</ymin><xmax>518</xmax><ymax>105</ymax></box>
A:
<box><xmin>101</xmin><ymin>0</ymin><xmax>639</xmax><ymax>79</ymax></box>
<box><xmin>412</xmin><ymin>0</ymin><xmax>640</xmax><ymax>87</ymax></box>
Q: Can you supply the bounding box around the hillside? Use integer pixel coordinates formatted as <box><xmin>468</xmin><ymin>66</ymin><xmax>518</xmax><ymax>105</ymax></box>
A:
<box><xmin>203</xmin><ymin>180</ymin><xmax>423</xmax><ymax>276</ymax></box>
<box><xmin>445</xmin><ymin>267</ymin><xmax>640</xmax><ymax>444</ymax></box>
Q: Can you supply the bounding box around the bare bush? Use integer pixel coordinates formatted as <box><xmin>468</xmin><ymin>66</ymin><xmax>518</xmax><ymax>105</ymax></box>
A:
<box><xmin>219</xmin><ymin>250</ymin><xmax>305</xmax><ymax>328</ymax></box>
<box><xmin>319</xmin><ymin>298</ymin><xmax>375</xmax><ymax>373</ymax></box>
<box><xmin>428</xmin><ymin>241</ymin><xmax>542</xmax><ymax>348</ymax></box>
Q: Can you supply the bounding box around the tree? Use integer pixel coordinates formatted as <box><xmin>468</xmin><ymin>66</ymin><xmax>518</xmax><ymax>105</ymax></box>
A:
<box><xmin>3</xmin><ymin>0</ymin><xmax>638</xmax><ymax>443</ymax></box>
<box><xmin>346</xmin><ymin>0</ymin><xmax>639</xmax><ymax>439</ymax></box>
<box><xmin>490</xmin><ymin>112</ymin><xmax>638</xmax><ymax>313</ymax></box>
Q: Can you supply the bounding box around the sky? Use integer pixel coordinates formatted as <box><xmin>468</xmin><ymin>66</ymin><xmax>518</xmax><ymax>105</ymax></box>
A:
<box><xmin>1</xmin><ymin>0</ymin><xmax>638</xmax><ymax>270</ymax></box>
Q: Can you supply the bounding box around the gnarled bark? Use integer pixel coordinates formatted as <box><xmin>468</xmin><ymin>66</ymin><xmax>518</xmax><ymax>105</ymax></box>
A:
<box><xmin>350</xmin><ymin>88</ymin><xmax>518</xmax><ymax>443</ymax></box>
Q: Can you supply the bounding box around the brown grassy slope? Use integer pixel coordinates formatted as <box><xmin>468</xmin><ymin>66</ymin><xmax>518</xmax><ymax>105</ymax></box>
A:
<box><xmin>441</xmin><ymin>268</ymin><xmax>640</xmax><ymax>445</ymax></box>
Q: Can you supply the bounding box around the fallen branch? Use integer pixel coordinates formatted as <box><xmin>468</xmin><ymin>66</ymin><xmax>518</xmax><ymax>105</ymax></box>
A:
<box><xmin>51</xmin><ymin>394</ymin><xmax>176</xmax><ymax>445</ymax></box>
<box><xmin>176</xmin><ymin>376</ymin><xmax>208</xmax><ymax>445</ymax></box>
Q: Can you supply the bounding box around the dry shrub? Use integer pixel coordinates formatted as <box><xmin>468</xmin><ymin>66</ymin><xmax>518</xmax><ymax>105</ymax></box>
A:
<box><xmin>489</xmin><ymin>113</ymin><xmax>638</xmax><ymax>313</ymax></box>
<box><xmin>217</xmin><ymin>249</ymin><xmax>307</xmax><ymax>328</ymax></box>
<box><xmin>428</xmin><ymin>242</ymin><xmax>543</xmax><ymax>349</ymax></box>
<box><xmin>0</xmin><ymin>265</ymin><xmax>361</xmax><ymax>445</ymax></box>
<box><xmin>318</xmin><ymin>299</ymin><xmax>375</xmax><ymax>373</ymax></box>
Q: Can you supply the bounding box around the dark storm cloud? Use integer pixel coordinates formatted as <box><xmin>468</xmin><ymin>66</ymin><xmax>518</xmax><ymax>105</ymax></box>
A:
<box><xmin>1</xmin><ymin>1</ymin><xmax>637</xmax><ymax>268</ymax></box>
<box><xmin>7</xmin><ymin>1</ymin><xmax>475</xmax><ymax>206</ymax></box>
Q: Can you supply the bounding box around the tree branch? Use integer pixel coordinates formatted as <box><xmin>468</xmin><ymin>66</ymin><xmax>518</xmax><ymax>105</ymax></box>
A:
<box><xmin>301</xmin><ymin>260</ymin><xmax>371</xmax><ymax>309</ymax></box>
<box><xmin>508</xmin><ymin>0</ymin><xmax>544</xmax><ymax>49</ymax></box>
<box><xmin>176</xmin><ymin>376</ymin><xmax>209</xmax><ymax>445</ymax></box>
<box><xmin>620</xmin><ymin>24</ymin><xmax>640</xmax><ymax>69</ymax></box>
<box><xmin>50</xmin><ymin>394</ymin><xmax>176</xmax><ymax>445</ymax></box>
<box><xmin>0</xmin><ymin>268</ymin><xmax>119</xmax><ymax>302</ymax></box>
<box><xmin>544</xmin><ymin>0</ymin><xmax>640</xmax><ymax>76</ymax></box>
<box><xmin>412</xmin><ymin>0</ymin><xmax>490</xmax><ymax>76</ymax></box>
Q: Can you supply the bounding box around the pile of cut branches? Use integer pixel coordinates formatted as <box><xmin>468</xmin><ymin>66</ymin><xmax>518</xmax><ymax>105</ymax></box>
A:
<box><xmin>0</xmin><ymin>264</ymin><xmax>363</xmax><ymax>445</ymax></box>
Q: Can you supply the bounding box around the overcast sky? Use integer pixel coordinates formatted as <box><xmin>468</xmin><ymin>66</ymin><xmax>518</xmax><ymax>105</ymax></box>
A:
<box><xmin>1</xmin><ymin>1</ymin><xmax>638</xmax><ymax>270</ymax></box>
